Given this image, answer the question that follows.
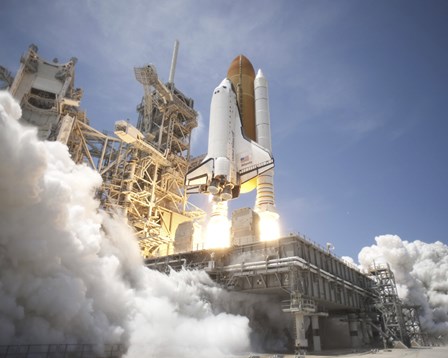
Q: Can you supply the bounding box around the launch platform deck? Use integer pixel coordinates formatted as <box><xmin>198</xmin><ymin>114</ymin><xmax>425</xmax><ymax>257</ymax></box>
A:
<box><xmin>146</xmin><ymin>234</ymin><xmax>376</xmax><ymax>313</ymax></box>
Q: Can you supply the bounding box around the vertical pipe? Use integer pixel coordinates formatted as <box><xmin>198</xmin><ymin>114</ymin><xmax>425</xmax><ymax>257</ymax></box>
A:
<box><xmin>148</xmin><ymin>162</ymin><xmax>159</xmax><ymax>219</ymax></box>
<box><xmin>311</xmin><ymin>315</ymin><xmax>322</xmax><ymax>352</ymax></box>
<box><xmin>124</xmin><ymin>157</ymin><xmax>137</xmax><ymax>216</ymax></box>
<box><xmin>158</xmin><ymin>112</ymin><xmax>167</xmax><ymax>150</ymax></box>
<box><xmin>295</xmin><ymin>313</ymin><xmax>309</xmax><ymax>352</ymax></box>
<box><xmin>168</xmin><ymin>40</ymin><xmax>179</xmax><ymax>85</ymax></box>
<box><xmin>348</xmin><ymin>313</ymin><xmax>361</xmax><ymax>348</ymax></box>
<box><xmin>98</xmin><ymin>137</ymin><xmax>108</xmax><ymax>172</ymax></box>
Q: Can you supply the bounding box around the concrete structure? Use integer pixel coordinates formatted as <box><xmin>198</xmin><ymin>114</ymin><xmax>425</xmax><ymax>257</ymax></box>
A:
<box><xmin>172</xmin><ymin>207</ymin><xmax>261</xmax><ymax>252</ymax></box>
<box><xmin>173</xmin><ymin>221</ymin><xmax>203</xmax><ymax>253</ymax></box>
<box><xmin>7</xmin><ymin>44</ymin><xmax>83</xmax><ymax>142</ymax></box>
<box><xmin>231</xmin><ymin>207</ymin><xmax>260</xmax><ymax>246</ymax></box>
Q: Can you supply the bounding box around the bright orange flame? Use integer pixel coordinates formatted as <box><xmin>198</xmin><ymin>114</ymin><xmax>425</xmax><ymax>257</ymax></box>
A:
<box><xmin>258</xmin><ymin>211</ymin><xmax>280</xmax><ymax>242</ymax></box>
<box><xmin>204</xmin><ymin>202</ymin><xmax>230</xmax><ymax>249</ymax></box>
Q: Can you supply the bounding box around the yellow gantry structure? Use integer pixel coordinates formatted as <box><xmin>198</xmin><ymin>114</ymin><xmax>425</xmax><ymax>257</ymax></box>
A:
<box><xmin>6</xmin><ymin>44</ymin><xmax>204</xmax><ymax>257</ymax></box>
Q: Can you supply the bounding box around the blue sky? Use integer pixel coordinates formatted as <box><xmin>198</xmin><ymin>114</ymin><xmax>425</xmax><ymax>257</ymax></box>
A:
<box><xmin>1</xmin><ymin>0</ymin><xmax>447</xmax><ymax>260</ymax></box>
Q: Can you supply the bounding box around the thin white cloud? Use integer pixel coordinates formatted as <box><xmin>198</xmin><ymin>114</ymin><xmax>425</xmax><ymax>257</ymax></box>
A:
<box><xmin>279</xmin><ymin>194</ymin><xmax>331</xmax><ymax>235</ymax></box>
<box><xmin>4</xmin><ymin>1</ymin><xmax>384</xmax><ymax>142</ymax></box>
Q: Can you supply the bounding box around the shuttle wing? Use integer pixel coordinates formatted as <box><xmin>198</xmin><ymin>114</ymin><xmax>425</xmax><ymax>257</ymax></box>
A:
<box><xmin>185</xmin><ymin>158</ymin><xmax>214</xmax><ymax>193</ymax></box>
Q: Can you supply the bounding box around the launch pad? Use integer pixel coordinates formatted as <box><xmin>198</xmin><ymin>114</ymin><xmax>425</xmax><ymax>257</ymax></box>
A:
<box><xmin>147</xmin><ymin>232</ymin><xmax>426</xmax><ymax>352</ymax></box>
<box><xmin>146</xmin><ymin>233</ymin><xmax>379</xmax><ymax>352</ymax></box>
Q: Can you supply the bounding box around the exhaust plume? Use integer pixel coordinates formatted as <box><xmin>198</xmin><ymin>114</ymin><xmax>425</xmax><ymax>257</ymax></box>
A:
<box><xmin>0</xmin><ymin>91</ymin><xmax>250</xmax><ymax>357</ymax></box>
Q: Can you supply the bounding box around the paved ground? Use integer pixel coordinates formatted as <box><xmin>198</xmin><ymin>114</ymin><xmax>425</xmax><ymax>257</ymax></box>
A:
<box><xmin>231</xmin><ymin>346</ymin><xmax>448</xmax><ymax>358</ymax></box>
<box><xmin>306</xmin><ymin>346</ymin><xmax>448</xmax><ymax>358</ymax></box>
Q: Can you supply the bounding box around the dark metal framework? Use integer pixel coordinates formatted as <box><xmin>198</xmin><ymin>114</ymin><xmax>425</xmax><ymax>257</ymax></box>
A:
<box><xmin>369</xmin><ymin>263</ymin><xmax>424</xmax><ymax>347</ymax></box>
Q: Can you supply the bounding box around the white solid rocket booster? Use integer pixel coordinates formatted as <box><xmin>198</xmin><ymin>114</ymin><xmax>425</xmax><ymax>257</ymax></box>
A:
<box><xmin>254</xmin><ymin>69</ymin><xmax>277</xmax><ymax>214</ymax></box>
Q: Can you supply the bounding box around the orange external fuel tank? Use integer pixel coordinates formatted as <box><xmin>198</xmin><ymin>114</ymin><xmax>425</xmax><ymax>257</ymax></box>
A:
<box><xmin>227</xmin><ymin>55</ymin><xmax>257</xmax><ymax>193</ymax></box>
<box><xmin>227</xmin><ymin>55</ymin><xmax>257</xmax><ymax>141</ymax></box>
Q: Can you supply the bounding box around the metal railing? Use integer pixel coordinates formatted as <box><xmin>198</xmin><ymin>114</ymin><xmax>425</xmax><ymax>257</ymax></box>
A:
<box><xmin>281</xmin><ymin>298</ymin><xmax>316</xmax><ymax>313</ymax></box>
<box><xmin>0</xmin><ymin>344</ymin><xmax>124</xmax><ymax>358</ymax></box>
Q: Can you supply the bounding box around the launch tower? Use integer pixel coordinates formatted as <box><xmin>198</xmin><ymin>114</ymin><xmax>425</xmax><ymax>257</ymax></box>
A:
<box><xmin>4</xmin><ymin>43</ymin><xmax>204</xmax><ymax>257</ymax></box>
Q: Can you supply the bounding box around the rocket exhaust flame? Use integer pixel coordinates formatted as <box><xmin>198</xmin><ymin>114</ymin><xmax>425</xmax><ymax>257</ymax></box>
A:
<box><xmin>204</xmin><ymin>201</ymin><xmax>231</xmax><ymax>249</ymax></box>
<box><xmin>258</xmin><ymin>211</ymin><xmax>280</xmax><ymax>242</ymax></box>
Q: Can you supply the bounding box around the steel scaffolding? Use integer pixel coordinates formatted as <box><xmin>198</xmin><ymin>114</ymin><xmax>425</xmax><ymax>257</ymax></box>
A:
<box><xmin>4</xmin><ymin>44</ymin><xmax>205</xmax><ymax>257</ymax></box>
<box><xmin>402</xmin><ymin>304</ymin><xmax>425</xmax><ymax>346</ymax></box>
<box><xmin>369</xmin><ymin>263</ymin><xmax>424</xmax><ymax>347</ymax></box>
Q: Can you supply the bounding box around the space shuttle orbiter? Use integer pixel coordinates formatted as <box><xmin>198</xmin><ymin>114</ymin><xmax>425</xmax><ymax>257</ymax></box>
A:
<box><xmin>185</xmin><ymin>77</ymin><xmax>274</xmax><ymax>201</ymax></box>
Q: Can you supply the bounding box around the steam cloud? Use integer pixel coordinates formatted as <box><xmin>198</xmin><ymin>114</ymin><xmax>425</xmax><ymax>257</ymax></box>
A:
<box><xmin>0</xmin><ymin>92</ymin><xmax>250</xmax><ymax>357</ymax></box>
<box><xmin>3</xmin><ymin>89</ymin><xmax>446</xmax><ymax>353</ymax></box>
<box><xmin>359</xmin><ymin>234</ymin><xmax>448</xmax><ymax>340</ymax></box>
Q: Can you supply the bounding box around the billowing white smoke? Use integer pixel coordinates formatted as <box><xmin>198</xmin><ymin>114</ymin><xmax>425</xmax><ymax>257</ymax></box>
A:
<box><xmin>359</xmin><ymin>234</ymin><xmax>448</xmax><ymax>339</ymax></box>
<box><xmin>0</xmin><ymin>92</ymin><xmax>250</xmax><ymax>357</ymax></box>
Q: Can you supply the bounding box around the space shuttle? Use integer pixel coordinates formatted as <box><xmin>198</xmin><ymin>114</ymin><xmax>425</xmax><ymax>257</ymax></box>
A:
<box><xmin>185</xmin><ymin>77</ymin><xmax>274</xmax><ymax>201</ymax></box>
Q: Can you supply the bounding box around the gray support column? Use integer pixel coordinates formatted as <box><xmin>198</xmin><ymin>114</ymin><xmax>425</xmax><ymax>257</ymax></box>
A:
<box><xmin>294</xmin><ymin>313</ymin><xmax>308</xmax><ymax>351</ymax></box>
<box><xmin>359</xmin><ymin>313</ymin><xmax>370</xmax><ymax>345</ymax></box>
<box><xmin>311</xmin><ymin>315</ymin><xmax>322</xmax><ymax>352</ymax></box>
<box><xmin>348</xmin><ymin>313</ymin><xmax>361</xmax><ymax>348</ymax></box>
<box><xmin>366</xmin><ymin>316</ymin><xmax>374</xmax><ymax>342</ymax></box>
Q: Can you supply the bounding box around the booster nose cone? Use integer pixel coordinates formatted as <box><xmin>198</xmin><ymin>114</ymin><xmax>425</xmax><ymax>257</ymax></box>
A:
<box><xmin>256</xmin><ymin>69</ymin><xmax>265</xmax><ymax>80</ymax></box>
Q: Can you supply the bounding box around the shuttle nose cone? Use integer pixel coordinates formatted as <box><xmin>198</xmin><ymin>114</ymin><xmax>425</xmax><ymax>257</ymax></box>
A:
<box><xmin>218</xmin><ymin>78</ymin><xmax>231</xmax><ymax>88</ymax></box>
